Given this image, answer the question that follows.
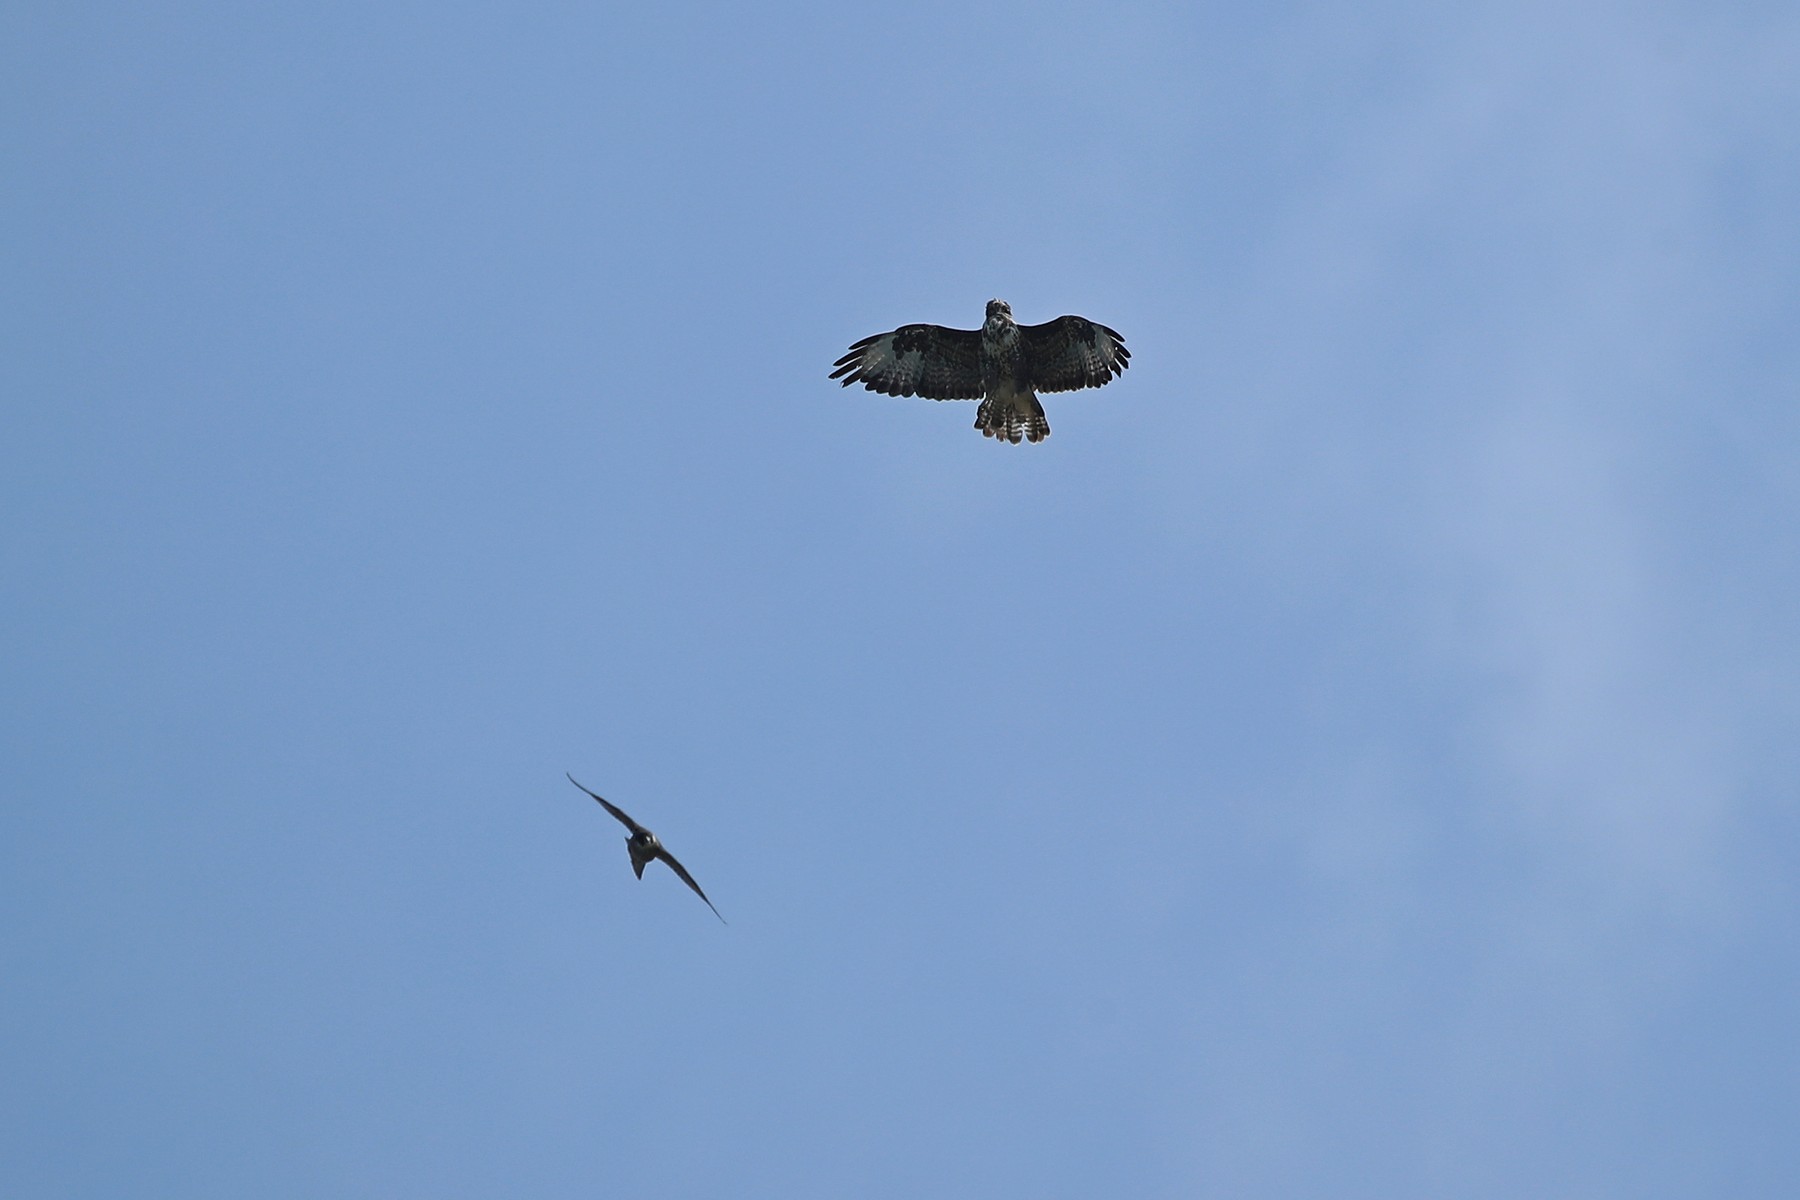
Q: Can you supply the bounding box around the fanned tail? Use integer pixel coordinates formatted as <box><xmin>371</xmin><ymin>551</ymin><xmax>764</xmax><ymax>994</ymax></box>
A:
<box><xmin>975</xmin><ymin>392</ymin><xmax>1049</xmax><ymax>445</ymax></box>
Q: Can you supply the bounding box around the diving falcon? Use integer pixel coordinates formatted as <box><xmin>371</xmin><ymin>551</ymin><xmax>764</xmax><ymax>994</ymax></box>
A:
<box><xmin>566</xmin><ymin>773</ymin><xmax>725</xmax><ymax>924</ymax></box>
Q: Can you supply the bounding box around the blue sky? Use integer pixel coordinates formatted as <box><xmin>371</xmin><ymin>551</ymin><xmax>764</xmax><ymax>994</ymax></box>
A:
<box><xmin>5</xmin><ymin>2</ymin><xmax>1798</xmax><ymax>1195</ymax></box>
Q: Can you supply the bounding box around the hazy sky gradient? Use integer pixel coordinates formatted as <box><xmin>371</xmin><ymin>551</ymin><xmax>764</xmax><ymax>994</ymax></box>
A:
<box><xmin>6</xmin><ymin>2</ymin><xmax>1798</xmax><ymax>1196</ymax></box>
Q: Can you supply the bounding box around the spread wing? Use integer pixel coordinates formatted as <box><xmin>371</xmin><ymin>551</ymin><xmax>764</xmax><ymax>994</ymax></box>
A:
<box><xmin>1021</xmin><ymin>316</ymin><xmax>1130</xmax><ymax>393</ymax></box>
<box><xmin>566</xmin><ymin>772</ymin><xmax>648</xmax><ymax>837</ymax></box>
<box><xmin>831</xmin><ymin>323</ymin><xmax>984</xmax><ymax>400</ymax></box>
<box><xmin>655</xmin><ymin>847</ymin><xmax>726</xmax><ymax>924</ymax></box>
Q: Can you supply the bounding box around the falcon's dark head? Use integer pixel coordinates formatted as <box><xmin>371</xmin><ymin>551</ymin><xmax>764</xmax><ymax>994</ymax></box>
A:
<box><xmin>985</xmin><ymin>298</ymin><xmax>1013</xmax><ymax>322</ymax></box>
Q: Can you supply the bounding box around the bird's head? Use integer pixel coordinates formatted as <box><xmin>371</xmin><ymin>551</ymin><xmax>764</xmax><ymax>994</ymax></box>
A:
<box><xmin>985</xmin><ymin>298</ymin><xmax>1013</xmax><ymax>322</ymax></box>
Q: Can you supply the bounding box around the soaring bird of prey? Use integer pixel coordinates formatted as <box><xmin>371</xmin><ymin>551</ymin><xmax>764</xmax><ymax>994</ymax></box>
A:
<box><xmin>831</xmin><ymin>299</ymin><xmax>1130</xmax><ymax>443</ymax></box>
<box><xmin>566</xmin><ymin>773</ymin><xmax>725</xmax><ymax>923</ymax></box>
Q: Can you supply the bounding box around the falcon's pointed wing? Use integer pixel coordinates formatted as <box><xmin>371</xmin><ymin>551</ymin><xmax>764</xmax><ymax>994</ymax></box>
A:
<box><xmin>566</xmin><ymin>772</ymin><xmax>648</xmax><ymax>837</ymax></box>
<box><xmin>1021</xmin><ymin>316</ymin><xmax>1130</xmax><ymax>393</ymax></box>
<box><xmin>655</xmin><ymin>848</ymin><xmax>727</xmax><ymax>924</ymax></box>
<box><xmin>831</xmin><ymin>324</ymin><xmax>984</xmax><ymax>400</ymax></box>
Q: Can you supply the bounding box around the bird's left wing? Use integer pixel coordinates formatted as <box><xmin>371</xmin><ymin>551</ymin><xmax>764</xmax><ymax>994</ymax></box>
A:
<box><xmin>1021</xmin><ymin>316</ymin><xmax>1130</xmax><ymax>393</ymax></box>
<box><xmin>566</xmin><ymin>772</ymin><xmax>648</xmax><ymax>837</ymax></box>
<box><xmin>831</xmin><ymin>324</ymin><xmax>985</xmax><ymax>400</ymax></box>
<box><xmin>656</xmin><ymin>848</ymin><xmax>727</xmax><ymax>924</ymax></box>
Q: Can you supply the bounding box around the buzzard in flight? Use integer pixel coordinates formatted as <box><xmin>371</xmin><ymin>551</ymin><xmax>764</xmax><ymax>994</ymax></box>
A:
<box><xmin>831</xmin><ymin>299</ymin><xmax>1129</xmax><ymax>443</ymax></box>
<box><xmin>566</xmin><ymin>773</ymin><xmax>725</xmax><ymax>923</ymax></box>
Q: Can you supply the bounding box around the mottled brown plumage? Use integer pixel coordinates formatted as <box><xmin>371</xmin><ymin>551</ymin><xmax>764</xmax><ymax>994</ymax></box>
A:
<box><xmin>831</xmin><ymin>299</ymin><xmax>1129</xmax><ymax>442</ymax></box>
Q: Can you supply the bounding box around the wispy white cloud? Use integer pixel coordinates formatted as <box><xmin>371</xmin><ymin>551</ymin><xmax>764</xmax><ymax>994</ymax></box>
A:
<box><xmin>1144</xmin><ymin>9</ymin><xmax>1800</xmax><ymax>1182</ymax></box>
<box><xmin>1169</xmin><ymin>1</ymin><xmax>1799</xmax><ymax>916</ymax></box>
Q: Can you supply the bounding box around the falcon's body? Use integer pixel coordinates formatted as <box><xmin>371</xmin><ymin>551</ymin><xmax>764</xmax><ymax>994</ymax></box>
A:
<box><xmin>831</xmin><ymin>299</ymin><xmax>1129</xmax><ymax>443</ymax></box>
<box><xmin>566</xmin><ymin>773</ymin><xmax>725</xmax><ymax>923</ymax></box>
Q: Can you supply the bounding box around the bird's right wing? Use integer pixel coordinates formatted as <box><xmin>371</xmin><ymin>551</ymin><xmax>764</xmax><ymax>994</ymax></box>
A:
<box><xmin>831</xmin><ymin>324</ymin><xmax>984</xmax><ymax>400</ymax></box>
<box><xmin>657</xmin><ymin>849</ymin><xmax>727</xmax><ymax>924</ymax></box>
<box><xmin>566</xmin><ymin>772</ymin><xmax>648</xmax><ymax>836</ymax></box>
<box><xmin>1021</xmin><ymin>315</ymin><xmax>1130</xmax><ymax>393</ymax></box>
